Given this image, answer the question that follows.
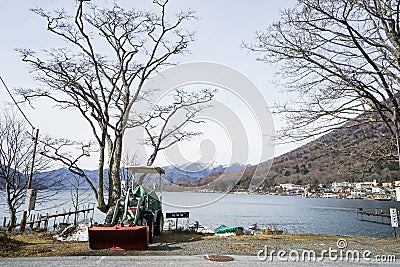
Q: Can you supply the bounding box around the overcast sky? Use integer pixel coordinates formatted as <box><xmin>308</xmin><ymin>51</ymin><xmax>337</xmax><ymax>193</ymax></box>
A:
<box><xmin>0</xmin><ymin>0</ymin><xmax>300</xmax><ymax>169</ymax></box>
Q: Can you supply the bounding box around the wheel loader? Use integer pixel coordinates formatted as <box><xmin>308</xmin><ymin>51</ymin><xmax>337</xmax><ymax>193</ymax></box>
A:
<box><xmin>88</xmin><ymin>166</ymin><xmax>165</xmax><ymax>250</ymax></box>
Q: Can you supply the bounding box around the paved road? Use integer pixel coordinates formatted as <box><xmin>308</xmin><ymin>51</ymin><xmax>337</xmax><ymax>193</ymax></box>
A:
<box><xmin>1</xmin><ymin>256</ymin><xmax>398</xmax><ymax>267</ymax></box>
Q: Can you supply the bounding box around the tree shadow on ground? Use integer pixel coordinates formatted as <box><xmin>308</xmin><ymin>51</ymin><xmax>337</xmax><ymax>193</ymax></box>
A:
<box><xmin>148</xmin><ymin>231</ymin><xmax>204</xmax><ymax>252</ymax></box>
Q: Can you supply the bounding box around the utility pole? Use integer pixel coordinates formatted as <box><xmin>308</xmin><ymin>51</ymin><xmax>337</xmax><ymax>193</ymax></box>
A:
<box><xmin>393</xmin><ymin>108</ymin><xmax>400</xmax><ymax>202</ymax></box>
<box><xmin>27</xmin><ymin>128</ymin><xmax>39</xmax><ymax>188</ymax></box>
<box><xmin>394</xmin><ymin>108</ymin><xmax>400</xmax><ymax>171</ymax></box>
<box><xmin>1</xmin><ymin>75</ymin><xmax>40</xmax><ymax>231</ymax></box>
<box><xmin>19</xmin><ymin>128</ymin><xmax>39</xmax><ymax>232</ymax></box>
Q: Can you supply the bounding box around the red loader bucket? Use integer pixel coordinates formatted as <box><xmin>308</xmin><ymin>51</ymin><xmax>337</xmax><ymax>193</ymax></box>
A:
<box><xmin>88</xmin><ymin>224</ymin><xmax>149</xmax><ymax>250</ymax></box>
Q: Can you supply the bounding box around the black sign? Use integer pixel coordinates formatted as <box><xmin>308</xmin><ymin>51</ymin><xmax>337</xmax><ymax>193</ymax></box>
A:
<box><xmin>166</xmin><ymin>212</ymin><xmax>189</xmax><ymax>218</ymax></box>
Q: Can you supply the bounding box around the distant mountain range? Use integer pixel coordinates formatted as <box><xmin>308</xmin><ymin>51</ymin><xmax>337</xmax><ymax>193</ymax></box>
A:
<box><xmin>161</xmin><ymin>162</ymin><xmax>250</xmax><ymax>183</ymax></box>
<box><xmin>187</xmin><ymin>116</ymin><xmax>398</xmax><ymax>192</ymax></box>
<box><xmin>33</xmin><ymin>168</ymin><xmax>100</xmax><ymax>189</ymax></box>
<box><xmin>26</xmin><ymin>162</ymin><xmax>250</xmax><ymax>190</ymax></box>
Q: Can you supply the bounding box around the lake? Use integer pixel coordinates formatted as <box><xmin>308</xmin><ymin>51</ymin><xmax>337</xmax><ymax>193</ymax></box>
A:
<box><xmin>162</xmin><ymin>192</ymin><xmax>400</xmax><ymax>237</ymax></box>
<box><xmin>1</xmin><ymin>191</ymin><xmax>399</xmax><ymax>237</ymax></box>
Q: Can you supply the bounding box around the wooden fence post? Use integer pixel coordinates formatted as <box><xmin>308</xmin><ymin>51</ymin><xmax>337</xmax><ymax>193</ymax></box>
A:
<box><xmin>43</xmin><ymin>213</ymin><xmax>49</xmax><ymax>231</ymax></box>
<box><xmin>29</xmin><ymin>215</ymin><xmax>34</xmax><ymax>230</ymax></box>
<box><xmin>19</xmin><ymin>211</ymin><xmax>27</xmax><ymax>232</ymax></box>
<box><xmin>35</xmin><ymin>214</ymin><xmax>41</xmax><ymax>230</ymax></box>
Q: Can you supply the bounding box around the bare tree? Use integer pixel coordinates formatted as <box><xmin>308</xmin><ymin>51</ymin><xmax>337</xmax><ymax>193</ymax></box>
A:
<box><xmin>36</xmin><ymin>136</ymin><xmax>108</xmax><ymax>223</ymax></box>
<box><xmin>143</xmin><ymin>89</ymin><xmax>215</xmax><ymax>165</ymax></box>
<box><xmin>132</xmin><ymin>88</ymin><xmax>215</xmax><ymax>185</ymax></box>
<box><xmin>39</xmin><ymin>137</ymin><xmax>99</xmax><ymax>198</ymax></box>
<box><xmin>245</xmin><ymin>0</ymin><xmax>400</xmax><ymax>149</ymax></box>
<box><xmin>0</xmin><ymin>111</ymin><xmax>52</xmax><ymax>230</ymax></box>
<box><xmin>16</xmin><ymin>0</ymin><xmax>196</xmax><ymax>212</ymax></box>
<box><xmin>69</xmin><ymin>173</ymin><xmax>91</xmax><ymax>225</ymax></box>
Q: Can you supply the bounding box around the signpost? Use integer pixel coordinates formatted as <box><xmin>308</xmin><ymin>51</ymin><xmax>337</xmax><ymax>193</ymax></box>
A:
<box><xmin>390</xmin><ymin>208</ymin><xmax>398</xmax><ymax>237</ymax></box>
<box><xmin>165</xmin><ymin>212</ymin><xmax>189</xmax><ymax>230</ymax></box>
<box><xmin>24</xmin><ymin>189</ymin><xmax>37</xmax><ymax>211</ymax></box>
<box><xmin>166</xmin><ymin>212</ymin><xmax>190</xmax><ymax>219</ymax></box>
<box><xmin>396</xmin><ymin>187</ymin><xmax>400</xmax><ymax>202</ymax></box>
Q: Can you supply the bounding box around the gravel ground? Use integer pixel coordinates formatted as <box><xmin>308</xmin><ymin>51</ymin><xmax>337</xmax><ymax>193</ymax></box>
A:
<box><xmin>69</xmin><ymin>232</ymin><xmax>400</xmax><ymax>260</ymax></box>
<box><xmin>155</xmin><ymin>234</ymin><xmax>400</xmax><ymax>258</ymax></box>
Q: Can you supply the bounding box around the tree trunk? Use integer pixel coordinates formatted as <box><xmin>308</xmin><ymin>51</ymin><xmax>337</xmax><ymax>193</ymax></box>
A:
<box><xmin>107</xmin><ymin>134</ymin><xmax>123</xmax><ymax>208</ymax></box>
<box><xmin>7</xmin><ymin>209</ymin><xmax>16</xmax><ymax>232</ymax></box>
<box><xmin>6</xmin><ymin>192</ymin><xmax>17</xmax><ymax>232</ymax></box>
<box><xmin>96</xmin><ymin>142</ymin><xmax>107</xmax><ymax>213</ymax></box>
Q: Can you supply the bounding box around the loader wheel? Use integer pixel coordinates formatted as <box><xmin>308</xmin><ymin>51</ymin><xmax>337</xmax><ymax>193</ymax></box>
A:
<box><xmin>154</xmin><ymin>212</ymin><xmax>163</xmax><ymax>236</ymax></box>
<box><xmin>145</xmin><ymin>215</ymin><xmax>154</xmax><ymax>243</ymax></box>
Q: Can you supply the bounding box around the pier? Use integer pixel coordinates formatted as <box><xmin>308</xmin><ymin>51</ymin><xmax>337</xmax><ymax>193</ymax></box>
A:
<box><xmin>356</xmin><ymin>208</ymin><xmax>398</xmax><ymax>225</ymax></box>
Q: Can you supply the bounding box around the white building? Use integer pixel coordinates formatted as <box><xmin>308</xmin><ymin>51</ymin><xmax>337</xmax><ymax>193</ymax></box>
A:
<box><xmin>382</xmin><ymin>182</ymin><xmax>393</xmax><ymax>188</ymax></box>
<box><xmin>280</xmin><ymin>183</ymin><xmax>303</xmax><ymax>191</ymax></box>
<box><xmin>351</xmin><ymin>191</ymin><xmax>366</xmax><ymax>198</ymax></box>
<box><xmin>331</xmin><ymin>181</ymin><xmax>355</xmax><ymax>192</ymax></box>
<box><xmin>355</xmin><ymin>180</ymin><xmax>377</xmax><ymax>190</ymax></box>
<box><xmin>371</xmin><ymin>187</ymin><xmax>385</xmax><ymax>194</ymax></box>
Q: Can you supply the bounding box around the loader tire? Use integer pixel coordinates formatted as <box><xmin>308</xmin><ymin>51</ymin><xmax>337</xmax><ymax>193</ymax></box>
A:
<box><xmin>154</xmin><ymin>212</ymin><xmax>163</xmax><ymax>236</ymax></box>
<box><xmin>145</xmin><ymin>215</ymin><xmax>154</xmax><ymax>243</ymax></box>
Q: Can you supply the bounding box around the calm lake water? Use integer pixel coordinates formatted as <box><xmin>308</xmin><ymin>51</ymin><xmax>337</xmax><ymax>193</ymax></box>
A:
<box><xmin>162</xmin><ymin>192</ymin><xmax>400</xmax><ymax>237</ymax></box>
<box><xmin>1</xmin><ymin>191</ymin><xmax>400</xmax><ymax>237</ymax></box>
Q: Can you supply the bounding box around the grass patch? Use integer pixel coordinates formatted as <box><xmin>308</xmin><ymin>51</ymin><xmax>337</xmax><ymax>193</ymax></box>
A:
<box><xmin>0</xmin><ymin>231</ymin><xmax>88</xmax><ymax>258</ymax></box>
<box><xmin>0</xmin><ymin>231</ymin><xmax>204</xmax><ymax>258</ymax></box>
<box><xmin>0</xmin><ymin>231</ymin><xmax>27</xmax><ymax>257</ymax></box>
